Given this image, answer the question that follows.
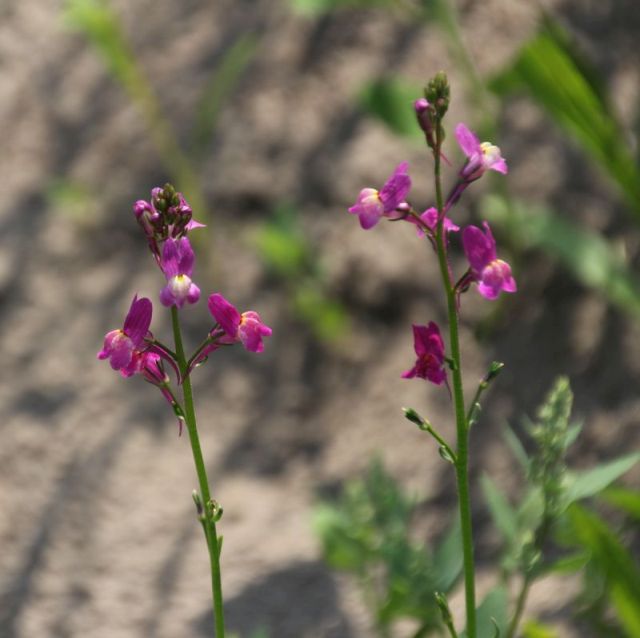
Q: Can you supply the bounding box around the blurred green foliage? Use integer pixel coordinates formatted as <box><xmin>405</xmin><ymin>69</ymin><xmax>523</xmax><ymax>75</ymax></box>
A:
<box><xmin>481</xmin><ymin>377</ymin><xmax>639</xmax><ymax>637</ymax></box>
<box><xmin>483</xmin><ymin>195</ymin><xmax>640</xmax><ymax>318</ymax></box>
<box><xmin>316</xmin><ymin>380</ymin><xmax>639</xmax><ymax>637</ymax></box>
<box><xmin>252</xmin><ymin>204</ymin><xmax>350</xmax><ymax>343</ymax></box>
<box><xmin>359</xmin><ymin>79</ymin><xmax>424</xmax><ymax>141</ymax></box>
<box><xmin>490</xmin><ymin>18</ymin><xmax>640</xmax><ymax>218</ymax></box>
<box><xmin>314</xmin><ymin>459</ymin><xmax>462</xmax><ymax>636</ymax></box>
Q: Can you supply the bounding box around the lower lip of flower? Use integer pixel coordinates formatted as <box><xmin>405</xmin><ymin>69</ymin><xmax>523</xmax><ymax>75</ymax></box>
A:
<box><xmin>169</xmin><ymin>274</ymin><xmax>193</xmax><ymax>299</ymax></box>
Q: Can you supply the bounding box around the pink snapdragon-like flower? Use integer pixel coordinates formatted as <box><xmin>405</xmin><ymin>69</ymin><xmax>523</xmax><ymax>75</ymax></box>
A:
<box><xmin>207</xmin><ymin>293</ymin><xmax>272</xmax><ymax>353</ymax></box>
<box><xmin>348</xmin><ymin>162</ymin><xmax>411</xmax><ymax>230</ymax></box>
<box><xmin>416</xmin><ymin>207</ymin><xmax>460</xmax><ymax>237</ymax></box>
<box><xmin>401</xmin><ymin>322</ymin><xmax>447</xmax><ymax>386</ymax></box>
<box><xmin>159</xmin><ymin>237</ymin><xmax>201</xmax><ymax>308</ymax></box>
<box><xmin>97</xmin><ymin>295</ymin><xmax>153</xmax><ymax>376</ymax></box>
<box><xmin>462</xmin><ymin>222</ymin><xmax>517</xmax><ymax>300</ymax></box>
<box><xmin>455</xmin><ymin>123</ymin><xmax>507</xmax><ymax>182</ymax></box>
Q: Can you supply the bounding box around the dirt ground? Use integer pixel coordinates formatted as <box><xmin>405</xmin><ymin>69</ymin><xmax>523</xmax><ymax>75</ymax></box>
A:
<box><xmin>1</xmin><ymin>1</ymin><xmax>639</xmax><ymax>637</ymax></box>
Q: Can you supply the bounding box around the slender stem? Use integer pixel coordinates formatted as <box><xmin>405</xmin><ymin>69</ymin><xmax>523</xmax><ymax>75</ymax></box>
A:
<box><xmin>425</xmin><ymin>425</ymin><xmax>457</xmax><ymax>464</ymax></box>
<box><xmin>433</xmin><ymin>135</ymin><xmax>477</xmax><ymax>638</ymax></box>
<box><xmin>171</xmin><ymin>307</ymin><xmax>225</xmax><ymax>637</ymax></box>
<box><xmin>506</xmin><ymin>574</ymin><xmax>532</xmax><ymax>638</ymax></box>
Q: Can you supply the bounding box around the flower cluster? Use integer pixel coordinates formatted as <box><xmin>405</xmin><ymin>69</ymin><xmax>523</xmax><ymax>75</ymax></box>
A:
<box><xmin>98</xmin><ymin>184</ymin><xmax>272</xmax><ymax>431</ymax></box>
<box><xmin>348</xmin><ymin>115</ymin><xmax>516</xmax><ymax>387</ymax></box>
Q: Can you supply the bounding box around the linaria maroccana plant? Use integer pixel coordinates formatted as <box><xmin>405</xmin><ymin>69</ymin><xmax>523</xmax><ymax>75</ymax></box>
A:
<box><xmin>98</xmin><ymin>184</ymin><xmax>272</xmax><ymax>637</ymax></box>
<box><xmin>348</xmin><ymin>72</ymin><xmax>515</xmax><ymax>638</ymax></box>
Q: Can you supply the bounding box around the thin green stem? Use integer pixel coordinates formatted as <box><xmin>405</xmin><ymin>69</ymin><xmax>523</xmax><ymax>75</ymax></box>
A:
<box><xmin>506</xmin><ymin>574</ymin><xmax>532</xmax><ymax>638</ymax></box>
<box><xmin>171</xmin><ymin>307</ymin><xmax>225</xmax><ymax>637</ymax></box>
<box><xmin>433</xmin><ymin>133</ymin><xmax>477</xmax><ymax>638</ymax></box>
<box><xmin>425</xmin><ymin>425</ymin><xmax>457</xmax><ymax>464</ymax></box>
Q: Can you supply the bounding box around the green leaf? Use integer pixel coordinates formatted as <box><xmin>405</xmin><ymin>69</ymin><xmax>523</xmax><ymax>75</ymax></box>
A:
<box><xmin>564</xmin><ymin>453</ymin><xmax>640</xmax><ymax>505</ymax></box>
<box><xmin>359</xmin><ymin>78</ymin><xmax>423</xmax><ymax>139</ymax></box>
<box><xmin>563</xmin><ymin>422</ymin><xmax>583</xmax><ymax>449</ymax></box>
<box><xmin>567</xmin><ymin>505</ymin><xmax>640</xmax><ymax>636</ymax></box>
<box><xmin>461</xmin><ymin>586</ymin><xmax>508</xmax><ymax>638</ymax></box>
<box><xmin>294</xmin><ymin>284</ymin><xmax>350</xmax><ymax>342</ymax></box>
<box><xmin>600</xmin><ymin>486</ymin><xmax>640</xmax><ymax>520</ymax></box>
<box><xmin>545</xmin><ymin>551</ymin><xmax>590</xmax><ymax>575</ymax></box>
<box><xmin>290</xmin><ymin>0</ymin><xmax>396</xmax><ymax>16</ymax></box>
<box><xmin>502</xmin><ymin>425</ymin><xmax>530</xmax><ymax>472</ymax></box>
<box><xmin>522</xmin><ymin>620</ymin><xmax>560</xmax><ymax>638</ymax></box>
<box><xmin>481</xmin><ymin>474</ymin><xmax>518</xmax><ymax>544</ymax></box>
<box><xmin>483</xmin><ymin>195</ymin><xmax>640</xmax><ymax>318</ymax></box>
<box><xmin>433</xmin><ymin>517</ymin><xmax>462</xmax><ymax>592</ymax></box>
<box><xmin>490</xmin><ymin>18</ymin><xmax>640</xmax><ymax>217</ymax></box>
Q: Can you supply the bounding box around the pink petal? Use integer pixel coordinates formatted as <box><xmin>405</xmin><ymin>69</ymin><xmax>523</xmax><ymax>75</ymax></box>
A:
<box><xmin>208</xmin><ymin>293</ymin><xmax>241</xmax><ymax>338</ymax></box>
<box><xmin>455</xmin><ymin>123</ymin><xmax>480</xmax><ymax>158</ymax></box>
<box><xmin>123</xmin><ymin>296</ymin><xmax>153</xmax><ymax>346</ymax></box>
<box><xmin>379</xmin><ymin>162</ymin><xmax>411</xmax><ymax>212</ymax></box>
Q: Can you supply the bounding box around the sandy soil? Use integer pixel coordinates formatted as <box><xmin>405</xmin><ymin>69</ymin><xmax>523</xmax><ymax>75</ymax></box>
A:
<box><xmin>1</xmin><ymin>1</ymin><xmax>639</xmax><ymax>637</ymax></box>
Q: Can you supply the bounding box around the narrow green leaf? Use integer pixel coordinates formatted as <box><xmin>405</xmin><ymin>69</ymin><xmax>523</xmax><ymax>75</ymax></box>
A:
<box><xmin>290</xmin><ymin>0</ymin><xmax>396</xmax><ymax>15</ymax></box>
<box><xmin>191</xmin><ymin>33</ymin><xmax>257</xmax><ymax>158</ymax></box>
<box><xmin>461</xmin><ymin>586</ymin><xmax>508</xmax><ymax>638</ymax></box>
<box><xmin>503</xmin><ymin>426</ymin><xmax>530</xmax><ymax>471</ymax></box>
<box><xmin>483</xmin><ymin>195</ymin><xmax>640</xmax><ymax>318</ymax></box>
<box><xmin>433</xmin><ymin>518</ymin><xmax>463</xmax><ymax>592</ymax></box>
<box><xmin>544</xmin><ymin>551</ymin><xmax>590</xmax><ymax>575</ymax></box>
<box><xmin>489</xmin><ymin>18</ymin><xmax>640</xmax><ymax>216</ymax></box>
<box><xmin>481</xmin><ymin>474</ymin><xmax>518</xmax><ymax>544</ymax></box>
<box><xmin>600</xmin><ymin>486</ymin><xmax>640</xmax><ymax>520</ymax></box>
<box><xmin>565</xmin><ymin>453</ymin><xmax>640</xmax><ymax>505</ymax></box>
<box><xmin>567</xmin><ymin>505</ymin><xmax>640</xmax><ymax>635</ymax></box>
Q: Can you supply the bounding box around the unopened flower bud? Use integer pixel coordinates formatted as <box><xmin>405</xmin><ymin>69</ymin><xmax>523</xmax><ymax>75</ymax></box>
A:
<box><xmin>403</xmin><ymin>406</ymin><xmax>426</xmax><ymax>428</ymax></box>
<box><xmin>414</xmin><ymin>98</ymin><xmax>437</xmax><ymax>149</ymax></box>
<box><xmin>425</xmin><ymin>71</ymin><xmax>450</xmax><ymax>118</ymax></box>
<box><xmin>483</xmin><ymin>361</ymin><xmax>505</xmax><ymax>385</ymax></box>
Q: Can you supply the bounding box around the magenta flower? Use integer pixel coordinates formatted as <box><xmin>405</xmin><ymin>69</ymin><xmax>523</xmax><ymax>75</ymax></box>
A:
<box><xmin>348</xmin><ymin>162</ymin><xmax>411</xmax><ymax>230</ymax></box>
<box><xmin>418</xmin><ymin>207</ymin><xmax>460</xmax><ymax>236</ymax></box>
<box><xmin>462</xmin><ymin>222</ymin><xmax>517</xmax><ymax>300</ymax></box>
<box><xmin>455</xmin><ymin>123</ymin><xmax>507</xmax><ymax>182</ymax></box>
<box><xmin>97</xmin><ymin>295</ymin><xmax>153</xmax><ymax>376</ymax></box>
<box><xmin>208</xmin><ymin>293</ymin><xmax>272</xmax><ymax>353</ymax></box>
<box><xmin>159</xmin><ymin>237</ymin><xmax>201</xmax><ymax>308</ymax></box>
<box><xmin>401</xmin><ymin>322</ymin><xmax>447</xmax><ymax>386</ymax></box>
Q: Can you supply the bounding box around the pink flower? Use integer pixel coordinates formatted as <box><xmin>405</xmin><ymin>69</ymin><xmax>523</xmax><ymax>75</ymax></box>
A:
<box><xmin>401</xmin><ymin>322</ymin><xmax>447</xmax><ymax>386</ymax></box>
<box><xmin>416</xmin><ymin>207</ymin><xmax>460</xmax><ymax>237</ymax></box>
<box><xmin>97</xmin><ymin>295</ymin><xmax>153</xmax><ymax>376</ymax></box>
<box><xmin>159</xmin><ymin>237</ymin><xmax>201</xmax><ymax>308</ymax></box>
<box><xmin>462</xmin><ymin>222</ymin><xmax>517</xmax><ymax>300</ymax></box>
<box><xmin>348</xmin><ymin>162</ymin><xmax>411</xmax><ymax>230</ymax></box>
<box><xmin>208</xmin><ymin>293</ymin><xmax>272</xmax><ymax>353</ymax></box>
<box><xmin>455</xmin><ymin>123</ymin><xmax>507</xmax><ymax>182</ymax></box>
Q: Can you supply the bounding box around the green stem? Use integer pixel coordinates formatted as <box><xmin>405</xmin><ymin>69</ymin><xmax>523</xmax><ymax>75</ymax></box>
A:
<box><xmin>506</xmin><ymin>574</ymin><xmax>532</xmax><ymax>638</ymax></box>
<box><xmin>433</xmin><ymin>135</ymin><xmax>477</xmax><ymax>638</ymax></box>
<box><xmin>171</xmin><ymin>307</ymin><xmax>225</xmax><ymax>637</ymax></box>
<box><xmin>425</xmin><ymin>425</ymin><xmax>457</xmax><ymax>464</ymax></box>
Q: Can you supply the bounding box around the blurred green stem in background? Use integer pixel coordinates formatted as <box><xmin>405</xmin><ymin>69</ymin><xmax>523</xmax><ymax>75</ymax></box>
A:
<box><xmin>64</xmin><ymin>0</ymin><xmax>257</xmax><ymax>232</ymax></box>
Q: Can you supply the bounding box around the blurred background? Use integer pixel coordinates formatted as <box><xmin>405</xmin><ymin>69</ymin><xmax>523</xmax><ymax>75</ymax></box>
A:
<box><xmin>1</xmin><ymin>0</ymin><xmax>639</xmax><ymax>636</ymax></box>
